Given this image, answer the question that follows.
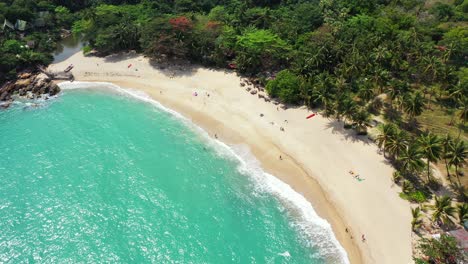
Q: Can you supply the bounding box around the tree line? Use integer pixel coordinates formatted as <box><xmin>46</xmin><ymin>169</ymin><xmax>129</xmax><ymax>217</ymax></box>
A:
<box><xmin>1</xmin><ymin>0</ymin><xmax>467</xmax><ymax>262</ymax></box>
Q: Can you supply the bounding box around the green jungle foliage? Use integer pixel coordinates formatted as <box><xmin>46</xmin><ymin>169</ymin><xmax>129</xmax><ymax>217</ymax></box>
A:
<box><xmin>1</xmin><ymin>0</ymin><xmax>467</xmax><ymax>261</ymax></box>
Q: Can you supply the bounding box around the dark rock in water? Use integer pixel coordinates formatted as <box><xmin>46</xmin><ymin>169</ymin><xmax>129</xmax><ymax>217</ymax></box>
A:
<box><xmin>49</xmin><ymin>84</ymin><xmax>60</xmax><ymax>96</ymax></box>
<box><xmin>0</xmin><ymin>71</ymin><xmax>61</xmax><ymax>105</ymax></box>
<box><xmin>0</xmin><ymin>101</ymin><xmax>11</xmax><ymax>109</ymax></box>
<box><xmin>0</xmin><ymin>91</ymin><xmax>10</xmax><ymax>101</ymax></box>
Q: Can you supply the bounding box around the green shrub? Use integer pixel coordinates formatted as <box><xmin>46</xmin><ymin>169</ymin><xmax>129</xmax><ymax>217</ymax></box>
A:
<box><xmin>400</xmin><ymin>190</ymin><xmax>429</xmax><ymax>203</ymax></box>
<box><xmin>82</xmin><ymin>45</ymin><xmax>92</xmax><ymax>55</ymax></box>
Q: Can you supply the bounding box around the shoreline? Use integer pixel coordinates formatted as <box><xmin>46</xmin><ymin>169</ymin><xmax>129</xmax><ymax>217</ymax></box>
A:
<box><xmin>50</xmin><ymin>52</ymin><xmax>413</xmax><ymax>264</ymax></box>
<box><xmin>59</xmin><ymin>80</ymin><xmax>357</xmax><ymax>263</ymax></box>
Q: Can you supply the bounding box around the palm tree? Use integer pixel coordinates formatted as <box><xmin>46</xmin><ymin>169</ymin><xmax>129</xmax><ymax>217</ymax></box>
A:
<box><xmin>411</xmin><ymin>206</ymin><xmax>423</xmax><ymax>231</ymax></box>
<box><xmin>422</xmin><ymin>55</ymin><xmax>442</xmax><ymax>82</ymax></box>
<box><xmin>376</xmin><ymin>123</ymin><xmax>396</xmax><ymax>157</ymax></box>
<box><xmin>398</xmin><ymin>142</ymin><xmax>425</xmax><ymax>174</ymax></box>
<box><xmin>402</xmin><ymin>91</ymin><xmax>425</xmax><ymax>125</ymax></box>
<box><xmin>387</xmin><ymin>129</ymin><xmax>409</xmax><ymax>159</ymax></box>
<box><xmin>393</xmin><ymin>170</ymin><xmax>402</xmax><ymax>183</ymax></box>
<box><xmin>312</xmin><ymin>74</ymin><xmax>335</xmax><ymax>115</ymax></box>
<box><xmin>418</xmin><ymin>133</ymin><xmax>443</xmax><ymax>182</ymax></box>
<box><xmin>335</xmin><ymin>93</ymin><xmax>356</xmax><ymax>124</ymax></box>
<box><xmin>442</xmin><ymin>134</ymin><xmax>454</xmax><ymax>180</ymax></box>
<box><xmin>431</xmin><ymin>195</ymin><xmax>455</xmax><ymax>225</ymax></box>
<box><xmin>402</xmin><ymin>180</ymin><xmax>414</xmax><ymax>194</ymax></box>
<box><xmin>351</xmin><ymin>108</ymin><xmax>371</xmax><ymax>135</ymax></box>
<box><xmin>447</xmin><ymin>139</ymin><xmax>467</xmax><ymax>185</ymax></box>
<box><xmin>457</xmin><ymin>203</ymin><xmax>468</xmax><ymax>225</ymax></box>
<box><xmin>357</xmin><ymin>81</ymin><xmax>375</xmax><ymax>102</ymax></box>
<box><xmin>371</xmin><ymin>45</ymin><xmax>391</xmax><ymax>63</ymax></box>
<box><xmin>457</xmin><ymin>97</ymin><xmax>468</xmax><ymax>126</ymax></box>
<box><xmin>370</xmin><ymin>67</ymin><xmax>389</xmax><ymax>93</ymax></box>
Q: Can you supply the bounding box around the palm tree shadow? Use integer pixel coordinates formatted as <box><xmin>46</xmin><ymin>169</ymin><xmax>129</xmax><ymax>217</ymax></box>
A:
<box><xmin>148</xmin><ymin>59</ymin><xmax>197</xmax><ymax>78</ymax></box>
<box><xmin>103</xmin><ymin>51</ymin><xmax>140</xmax><ymax>63</ymax></box>
<box><xmin>323</xmin><ymin>119</ymin><xmax>372</xmax><ymax>145</ymax></box>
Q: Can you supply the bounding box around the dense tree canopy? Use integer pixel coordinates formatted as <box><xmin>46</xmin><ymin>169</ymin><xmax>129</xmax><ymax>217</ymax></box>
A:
<box><xmin>1</xmin><ymin>0</ymin><xmax>467</xmax><ymax>261</ymax></box>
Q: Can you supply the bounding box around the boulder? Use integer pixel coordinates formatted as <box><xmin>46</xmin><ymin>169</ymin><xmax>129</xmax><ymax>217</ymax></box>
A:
<box><xmin>34</xmin><ymin>73</ymin><xmax>50</xmax><ymax>87</ymax></box>
<box><xmin>18</xmin><ymin>72</ymin><xmax>32</xmax><ymax>79</ymax></box>
<box><xmin>48</xmin><ymin>83</ymin><xmax>60</xmax><ymax>96</ymax></box>
<box><xmin>0</xmin><ymin>91</ymin><xmax>10</xmax><ymax>101</ymax></box>
<box><xmin>15</xmin><ymin>78</ymin><xmax>31</xmax><ymax>88</ymax></box>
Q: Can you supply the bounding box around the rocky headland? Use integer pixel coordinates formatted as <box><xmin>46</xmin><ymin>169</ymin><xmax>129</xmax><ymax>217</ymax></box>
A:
<box><xmin>0</xmin><ymin>72</ymin><xmax>61</xmax><ymax>108</ymax></box>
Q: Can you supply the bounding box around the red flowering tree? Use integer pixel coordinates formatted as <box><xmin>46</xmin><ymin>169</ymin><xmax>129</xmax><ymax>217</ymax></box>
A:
<box><xmin>206</xmin><ymin>21</ymin><xmax>222</xmax><ymax>30</ymax></box>
<box><xmin>169</xmin><ymin>16</ymin><xmax>193</xmax><ymax>32</ymax></box>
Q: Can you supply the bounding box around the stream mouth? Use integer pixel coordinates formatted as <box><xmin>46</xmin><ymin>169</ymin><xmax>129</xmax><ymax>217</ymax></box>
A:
<box><xmin>53</xmin><ymin>35</ymin><xmax>84</xmax><ymax>63</ymax></box>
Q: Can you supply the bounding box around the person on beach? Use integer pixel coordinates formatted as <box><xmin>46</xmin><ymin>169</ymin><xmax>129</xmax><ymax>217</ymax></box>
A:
<box><xmin>345</xmin><ymin>228</ymin><xmax>349</xmax><ymax>233</ymax></box>
<box><xmin>279</xmin><ymin>155</ymin><xmax>283</xmax><ymax>160</ymax></box>
<box><xmin>215</xmin><ymin>134</ymin><xmax>218</xmax><ymax>139</ymax></box>
<box><xmin>362</xmin><ymin>234</ymin><xmax>366</xmax><ymax>242</ymax></box>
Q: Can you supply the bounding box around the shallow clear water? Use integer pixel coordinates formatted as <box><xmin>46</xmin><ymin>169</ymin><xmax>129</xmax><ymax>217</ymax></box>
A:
<box><xmin>0</xmin><ymin>87</ymin><xmax>347</xmax><ymax>263</ymax></box>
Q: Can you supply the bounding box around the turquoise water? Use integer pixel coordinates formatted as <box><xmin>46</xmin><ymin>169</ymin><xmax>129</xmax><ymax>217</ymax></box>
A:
<box><xmin>0</xmin><ymin>84</ymin><xmax>347</xmax><ymax>263</ymax></box>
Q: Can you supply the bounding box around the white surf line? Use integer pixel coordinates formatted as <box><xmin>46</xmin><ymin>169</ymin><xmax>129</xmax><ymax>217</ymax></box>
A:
<box><xmin>58</xmin><ymin>81</ymin><xmax>350</xmax><ymax>264</ymax></box>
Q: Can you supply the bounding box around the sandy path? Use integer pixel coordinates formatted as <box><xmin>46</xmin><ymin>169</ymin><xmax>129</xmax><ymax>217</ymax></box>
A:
<box><xmin>50</xmin><ymin>52</ymin><xmax>413</xmax><ymax>264</ymax></box>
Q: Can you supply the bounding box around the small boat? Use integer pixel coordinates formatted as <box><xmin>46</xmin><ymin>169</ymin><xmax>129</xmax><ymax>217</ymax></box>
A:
<box><xmin>64</xmin><ymin>64</ymin><xmax>74</xmax><ymax>72</ymax></box>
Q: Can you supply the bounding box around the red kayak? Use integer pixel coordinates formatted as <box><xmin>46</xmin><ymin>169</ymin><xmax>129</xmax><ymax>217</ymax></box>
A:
<box><xmin>306</xmin><ymin>113</ymin><xmax>316</xmax><ymax>119</ymax></box>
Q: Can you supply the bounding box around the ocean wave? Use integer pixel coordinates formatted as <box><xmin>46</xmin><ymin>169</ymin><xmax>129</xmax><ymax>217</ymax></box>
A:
<box><xmin>58</xmin><ymin>81</ymin><xmax>350</xmax><ymax>264</ymax></box>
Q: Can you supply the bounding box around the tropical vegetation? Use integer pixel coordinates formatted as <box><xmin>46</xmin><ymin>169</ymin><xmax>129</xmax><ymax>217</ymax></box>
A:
<box><xmin>1</xmin><ymin>0</ymin><xmax>467</xmax><ymax>261</ymax></box>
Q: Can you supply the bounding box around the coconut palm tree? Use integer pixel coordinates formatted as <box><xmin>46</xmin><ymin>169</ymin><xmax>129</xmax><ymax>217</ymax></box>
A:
<box><xmin>442</xmin><ymin>134</ymin><xmax>454</xmax><ymax>180</ymax></box>
<box><xmin>370</xmin><ymin>67</ymin><xmax>389</xmax><ymax>94</ymax></box>
<box><xmin>457</xmin><ymin>203</ymin><xmax>468</xmax><ymax>225</ymax></box>
<box><xmin>351</xmin><ymin>108</ymin><xmax>371</xmax><ymax>135</ymax></box>
<box><xmin>457</xmin><ymin>97</ymin><xmax>468</xmax><ymax>126</ymax></box>
<box><xmin>418</xmin><ymin>133</ymin><xmax>443</xmax><ymax>182</ymax></box>
<box><xmin>376</xmin><ymin>123</ymin><xmax>396</xmax><ymax>157</ymax></box>
<box><xmin>422</xmin><ymin>55</ymin><xmax>442</xmax><ymax>82</ymax></box>
<box><xmin>312</xmin><ymin>74</ymin><xmax>335</xmax><ymax>114</ymax></box>
<box><xmin>402</xmin><ymin>180</ymin><xmax>414</xmax><ymax>194</ymax></box>
<box><xmin>357</xmin><ymin>81</ymin><xmax>375</xmax><ymax>102</ymax></box>
<box><xmin>398</xmin><ymin>142</ymin><xmax>425</xmax><ymax>174</ymax></box>
<box><xmin>335</xmin><ymin>93</ymin><xmax>356</xmax><ymax>124</ymax></box>
<box><xmin>411</xmin><ymin>206</ymin><xmax>423</xmax><ymax>231</ymax></box>
<box><xmin>393</xmin><ymin>170</ymin><xmax>402</xmax><ymax>183</ymax></box>
<box><xmin>386</xmin><ymin>129</ymin><xmax>409</xmax><ymax>160</ymax></box>
<box><xmin>402</xmin><ymin>91</ymin><xmax>425</xmax><ymax>123</ymax></box>
<box><xmin>447</xmin><ymin>139</ymin><xmax>467</xmax><ymax>185</ymax></box>
<box><xmin>431</xmin><ymin>195</ymin><xmax>455</xmax><ymax>225</ymax></box>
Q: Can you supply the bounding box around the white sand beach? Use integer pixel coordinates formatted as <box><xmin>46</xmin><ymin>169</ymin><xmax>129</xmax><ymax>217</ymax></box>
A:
<box><xmin>50</xmin><ymin>52</ymin><xmax>413</xmax><ymax>264</ymax></box>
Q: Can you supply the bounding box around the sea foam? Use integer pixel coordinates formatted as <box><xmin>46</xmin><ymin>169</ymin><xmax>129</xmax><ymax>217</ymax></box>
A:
<box><xmin>58</xmin><ymin>81</ymin><xmax>350</xmax><ymax>264</ymax></box>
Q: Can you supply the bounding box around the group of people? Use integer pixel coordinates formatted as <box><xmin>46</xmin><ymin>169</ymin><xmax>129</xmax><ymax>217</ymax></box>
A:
<box><xmin>348</xmin><ymin>170</ymin><xmax>364</xmax><ymax>181</ymax></box>
<box><xmin>345</xmin><ymin>228</ymin><xmax>366</xmax><ymax>242</ymax></box>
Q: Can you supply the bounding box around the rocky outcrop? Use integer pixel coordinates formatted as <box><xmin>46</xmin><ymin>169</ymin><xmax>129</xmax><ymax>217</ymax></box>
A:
<box><xmin>0</xmin><ymin>71</ymin><xmax>61</xmax><ymax>107</ymax></box>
